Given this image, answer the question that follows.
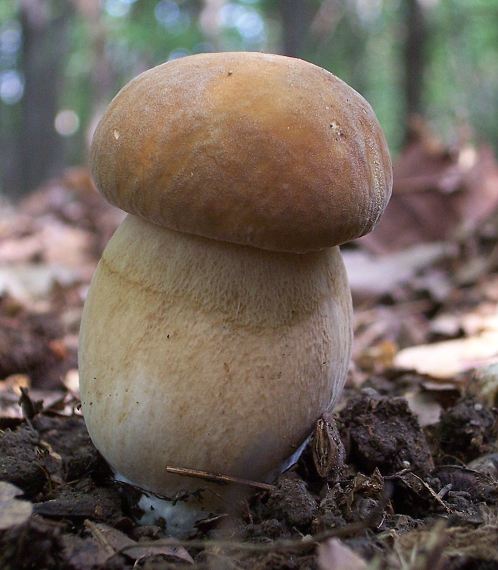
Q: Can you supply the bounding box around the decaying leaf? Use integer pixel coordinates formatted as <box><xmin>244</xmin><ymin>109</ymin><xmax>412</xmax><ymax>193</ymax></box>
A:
<box><xmin>0</xmin><ymin>481</ymin><xmax>33</xmax><ymax>530</ymax></box>
<box><xmin>317</xmin><ymin>538</ymin><xmax>367</xmax><ymax>570</ymax></box>
<box><xmin>0</xmin><ymin>263</ymin><xmax>80</xmax><ymax>303</ymax></box>
<box><xmin>311</xmin><ymin>417</ymin><xmax>345</xmax><ymax>480</ymax></box>
<box><xmin>391</xmin><ymin>471</ymin><xmax>452</xmax><ymax>514</ymax></box>
<box><xmin>84</xmin><ymin>520</ymin><xmax>194</xmax><ymax>564</ymax></box>
<box><xmin>343</xmin><ymin>243</ymin><xmax>452</xmax><ymax>300</ymax></box>
<box><xmin>394</xmin><ymin>333</ymin><xmax>498</xmax><ymax>378</ymax></box>
<box><xmin>404</xmin><ymin>391</ymin><xmax>443</xmax><ymax>426</ymax></box>
<box><xmin>361</xmin><ymin>122</ymin><xmax>498</xmax><ymax>254</ymax></box>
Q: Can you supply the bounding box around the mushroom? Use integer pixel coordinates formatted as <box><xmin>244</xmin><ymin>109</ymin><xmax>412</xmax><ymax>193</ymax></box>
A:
<box><xmin>79</xmin><ymin>52</ymin><xmax>392</xmax><ymax>532</ymax></box>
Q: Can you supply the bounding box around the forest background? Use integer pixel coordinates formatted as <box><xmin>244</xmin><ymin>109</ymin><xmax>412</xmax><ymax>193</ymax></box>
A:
<box><xmin>1</xmin><ymin>0</ymin><xmax>498</xmax><ymax>198</ymax></box>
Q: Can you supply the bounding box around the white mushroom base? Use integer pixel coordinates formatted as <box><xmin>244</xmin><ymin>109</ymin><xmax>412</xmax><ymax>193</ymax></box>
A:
<box><xmin>117</xmin><ymin>437</ymin><xmax>310</xmax><ymax>537</ymax></box>
<box><xmin>79</xmin><ymin>215</ymin><xmax>352</xmax><ymax>531</ymax></box>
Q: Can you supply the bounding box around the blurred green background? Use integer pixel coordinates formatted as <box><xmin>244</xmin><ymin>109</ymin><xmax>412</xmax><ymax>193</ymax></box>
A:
<box><xmin>1</xmin><ymin>0</ymin><xmax>497</xmax><ymax>197</ymax></box>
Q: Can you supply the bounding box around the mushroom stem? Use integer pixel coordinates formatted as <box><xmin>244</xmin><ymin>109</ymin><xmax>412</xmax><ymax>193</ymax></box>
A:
<box><xmin>79</xmin><ymin>214</ymin><xmax>352</xmax><ymax>521</ymax></box>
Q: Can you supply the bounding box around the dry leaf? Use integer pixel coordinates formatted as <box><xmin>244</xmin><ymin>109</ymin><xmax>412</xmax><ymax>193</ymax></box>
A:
<box><xmin>0</xmin><ymin>263</ymin><xmax>79</xmax><ymax>302</ymax></box>
<box><xmin>343</xmin><ymin>243</ymin><xmax>451</xmax><ymax>300</ymax></box>
<box><xmin>311</xmin><ymin>418</ymin><xmax>345</xmax><ymax>480</ymax></box>
<box><xmin>317</xmin><ymin>538</ymin><xmax>367</xmax><ymax>570</ymax></box>
<box><xmin>0</xmin><ymin>377</ymin><xmax>66</xmax><ymax>421</ymax></box>
<box><xmin>85</xmin><ymin>521</ymin><xmax>194</xmax><ymax>564</ymax></box>
<box><xmin>404</xmin><ymin>391</ymin><xmax>442</xmax><ymax>426</ymax></box>
<box><xmin>0</xmin><ymin>481</ymin><xmax>33</xmax><ymax>530</ymax></box>
<box><xmin>61</xmin><ymin>369</ymin><xmax>81</xmax><ymax>398</ymax></box>
<box><xmin>361</xmin><ymin>121</ymin><xmax>498</xmax><ymax>254</ymax></box>
<box><xmin>394</xmin><ymin>333</ymin><xmax>498</xmax><ymax>378</ymax></box>
<box><xmin>356</xmin><ymin>340</ymin><xmax>398</xmax><ymax>372</ymax></box>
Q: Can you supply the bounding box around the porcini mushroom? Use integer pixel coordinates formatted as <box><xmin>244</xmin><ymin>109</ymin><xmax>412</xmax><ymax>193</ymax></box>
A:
<box><xmin>79</xmin><ymin>52</ymin><xmax>392</xmax><ymax>532</ymax></box>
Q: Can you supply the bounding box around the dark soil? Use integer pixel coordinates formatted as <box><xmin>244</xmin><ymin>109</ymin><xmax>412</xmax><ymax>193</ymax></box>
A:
<box><xmin>1</xmin><ymin>386</ymin><xmax>497</xmax><ymax>570</ymax></box>
<box><xmin>0</xmin><ymin>299</ymin><xmax>76</xmax><ymax>387</ymax></box>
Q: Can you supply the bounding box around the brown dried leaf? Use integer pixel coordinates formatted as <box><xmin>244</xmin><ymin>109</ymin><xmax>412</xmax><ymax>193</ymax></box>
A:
<box><xmin>0</xmin><ymin>481</ymin><xmax>33</xmax><ymax>530</ymax></box>
<box><xmin>85</xmin><ymin>521</ymin><xmax>194</xmax><ymax>564</ymax></box>
<box><xmin>361</xmin><ymin>122</ymin><xmax>498</xmax><ymax>254</ymax></box>
<box><xmin>393</xmin><ymin>472</ymin><xmax>452</xmax><ymax>514</ymax></box>
<box><xmin>311</xmin><ymin>418</ymin><xmax>345</xmax><ymax>480</ymax></box>
<box><xmin>127</xmin><ymin>542</ymin><xmax>194</xmax><ymax>564</ymax></box>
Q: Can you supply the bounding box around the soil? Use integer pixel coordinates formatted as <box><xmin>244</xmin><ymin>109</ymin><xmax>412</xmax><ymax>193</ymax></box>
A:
<box><xmin>1</xmin><ymin>385</ymin><xmax>497</xmax><ymax>570</ymax></box>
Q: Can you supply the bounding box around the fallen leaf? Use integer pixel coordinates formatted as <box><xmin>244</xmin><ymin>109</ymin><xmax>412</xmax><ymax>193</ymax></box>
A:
<box><xmin>343</xmin><ymin>243</ymin><xmax>452</xmax><ymax>300</ymax></box>
<box><xmin>0</xmin><ymin>481</ymin><xmax>33</xmax><ymax>530</ymax></box>
<box><xmin>0</xmin><ymin>377</ymin><xmax>66</xmax><ymax>422</ymax></box>
<box><xmin>404</xmin><ymin>391</ymin><xmax>443</xmax><ymax>426</ymax></box>
<box><xmin>394</xmin><ymin>333</ymin><xmax>498</xmax><ymax>378</ymax></box>
<box><xmin>85</xmin><ymin>521</ymin><xmax>194</xmax><ymax>564</ymax></box>
<box><xmin>392</xmin><ymin>471</ymin><xmax>452</xmax><ymax>514</ymax></box>
<box><xmin>61</xmin><ymin>368</ymin><xmax>80</xmax><ymax>398</ymax></box>
<box><xmin>0</xmin><ymin>263</ymin><xmax>80</xmax><ymax>303</ymax></box>
<box><xmin>356</xmin><ymin>340</ymin><xmax>398</xmax><ymax>373</ymax></box>
<box><xmin>361</xmin><ymin>120</ymin><xmax>498</xmax><ymax>254</ymax></box>
<box><xmin>317</xmin><ymin>538</ymin><xmax>367</xmax><ymax>570</ymax></box>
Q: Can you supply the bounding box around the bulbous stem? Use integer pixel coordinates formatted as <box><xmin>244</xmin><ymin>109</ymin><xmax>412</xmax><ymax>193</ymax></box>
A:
<box><xmin>79</xmin><ymin>215</ymin><xmax>352</xmax><ymax>522</ymax></box>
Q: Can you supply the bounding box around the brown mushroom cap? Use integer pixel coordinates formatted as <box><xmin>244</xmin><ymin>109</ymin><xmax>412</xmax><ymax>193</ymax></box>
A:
<box><xmin>91</xmin><ymin>52</ymin><xmax>392</xmax><ymax>253</ymax></box>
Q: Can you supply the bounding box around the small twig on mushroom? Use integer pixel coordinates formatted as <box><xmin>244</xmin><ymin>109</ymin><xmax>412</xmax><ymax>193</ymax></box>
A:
<box><xmin>165</xmin><ymin>466</ymin><xmax>276</xmax><ymax>491</ymax></box>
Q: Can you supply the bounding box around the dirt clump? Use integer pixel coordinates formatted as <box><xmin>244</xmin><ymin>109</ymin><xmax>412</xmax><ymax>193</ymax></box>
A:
<box><xmin>436</xmin><ymin>397</ymin><xmax>498</xmax><ymax>462</ymax></box>
<box><xmin>264</xmin><ymin>476</ymin><xmax>318</xmax><ymax>531</ymax></box>
<box><xmin>339</xmin><ymin>389</ymin><xmax>435</xmax><ymax>475</ymax></box>
<box><xmin>0</xmin><ymin>426</ymin><xmax>47</xmax><ymax>496</ymax></box>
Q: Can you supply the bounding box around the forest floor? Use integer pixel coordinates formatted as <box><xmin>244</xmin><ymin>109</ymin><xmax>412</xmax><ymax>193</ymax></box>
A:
<box><xmin>1</xmin><ymin>129</ymin><xmax>498</xmax><ymax>569</ymax></box>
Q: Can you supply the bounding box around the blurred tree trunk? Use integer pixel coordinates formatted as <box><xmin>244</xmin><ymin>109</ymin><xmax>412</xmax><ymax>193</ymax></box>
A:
<box><xmin>12</xmin><ymin>0</ymin><xmax>72</xmax><ymax>196</ymax></box>
<box><xmin>402</xmin><ymin>0</ymin><xmax>427</xmax><ymax>142</ymax></box>
<box><xmin>279</xmin><ymin>0</ymin><xmax>314</xmax><ymax>57</ymax></box>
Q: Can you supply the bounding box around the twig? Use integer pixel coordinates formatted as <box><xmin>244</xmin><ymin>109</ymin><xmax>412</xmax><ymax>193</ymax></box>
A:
<box><xmin>165</xmin><ymin>466</ymin><xmax>276</xmax><ymax>492</ymax></box>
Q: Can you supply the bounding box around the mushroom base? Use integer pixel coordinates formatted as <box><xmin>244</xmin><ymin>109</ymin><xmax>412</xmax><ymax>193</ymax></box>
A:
<box><xmin>79</xmin><ymin>215</ymin><xmax>352</xmax><ymax>527</ymax></box>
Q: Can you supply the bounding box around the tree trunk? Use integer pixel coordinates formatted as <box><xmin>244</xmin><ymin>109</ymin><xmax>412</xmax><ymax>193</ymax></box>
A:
<box><xmin>13</xmin><ymin>0</ymin><xmax>72</xmax><ymax>196</ymax></box>
<box><xmin>279</xmin><ymin>0</ymin><xmax>314</xmax><ymax>57</ymax></box>
<box><xmin>402</xmin><ymin>0</ymin><xmax>427</xmax><ymax>142</ymax></box>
